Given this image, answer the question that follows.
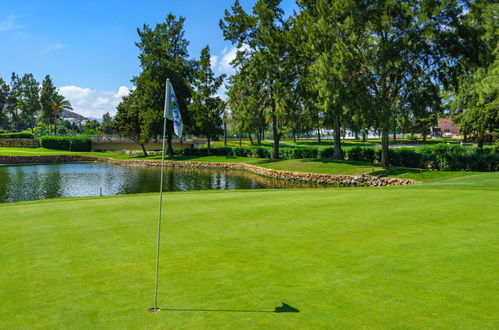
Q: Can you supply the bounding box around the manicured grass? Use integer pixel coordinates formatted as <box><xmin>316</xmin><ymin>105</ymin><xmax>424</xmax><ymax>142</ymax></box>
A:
<box><xmin>1</xmin><ymin>174</ymin><xmax>498</xmax><ymax>328</ymax></box>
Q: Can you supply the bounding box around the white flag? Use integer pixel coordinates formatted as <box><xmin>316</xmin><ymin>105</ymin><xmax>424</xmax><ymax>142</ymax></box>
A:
<box><xmin>164</xmin><ymin>80</ymin><xmax>183</xmax><ymax>138</ymax></box>
<box><xmin>163</xmin><ymin>80</ymin><xmax>174</xmax><ymax>120</ymax></box>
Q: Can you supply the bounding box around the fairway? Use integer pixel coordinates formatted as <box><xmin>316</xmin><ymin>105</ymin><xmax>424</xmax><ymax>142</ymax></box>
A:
<box><xmin>1</xmin><ymin>174</ymin><xmax>498</xmax><ymax>329</ymax></box>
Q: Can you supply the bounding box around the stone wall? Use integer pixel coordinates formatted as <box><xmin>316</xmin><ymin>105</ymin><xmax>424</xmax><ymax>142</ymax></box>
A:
<box><xmin>0</xmin><ymin>155</ymin><xmax>416</xmax><ymax>187</ymax></box>
<box><xmin>0</xmin><ymin>139</ymin><xmax>39</xmax><ymax>147</ymax></box>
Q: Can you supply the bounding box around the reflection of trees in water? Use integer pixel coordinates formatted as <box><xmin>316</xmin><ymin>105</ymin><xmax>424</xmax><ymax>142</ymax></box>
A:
<box><xmin>41</xmin><ymin>168</ymin><xmax>62</xmax><ymax>199</ymax></box>
<box><xmin>0</xmin><ymin>169</ymin><xmax>9</xmax><ymax>201</ymax></box>
<box><xmin>0</xmin><ymin>163</ymin><xmax>333</xmax><ymax>203</ymax></box>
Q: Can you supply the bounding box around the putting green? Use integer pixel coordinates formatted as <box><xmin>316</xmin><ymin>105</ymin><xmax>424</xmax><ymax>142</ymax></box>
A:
<box><xmin>1</xmin><ymin>173</ymin><xmax>498</xmax><ymax>328</ymax></box>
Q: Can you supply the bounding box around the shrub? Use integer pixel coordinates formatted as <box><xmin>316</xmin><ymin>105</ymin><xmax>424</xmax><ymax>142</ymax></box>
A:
<box><xmin>40</xmin><ymin>136</ymin><xmax>92</xmax><ymax>151</ymax></box>
<box><xmin>405</xmin><ymin>134</ymin><xmax>418</xmax><ymax>141</ymax></box>
<box><xmin>252</xmin><ymin>147</ymin><xmax>272</xmax><ymax>158</ymax></box>
<box><xmin>347</xmin><ymin>146</ymin><xmax>378</xmax><ymax>163</ymax></box>
<box><xmin>318</xmin><ymin>147</ymin><xmax>335</xmax><ymax>158</ymax></box>
<box><xmin>231</xmin><ymin>147</ymin><xmax>252</xmax><ymax>157</ymax></box>
<box><xmin>388</xmin><ymin>148</ymin><xmax>424</xmax><ymax>168</ymax></box>
<box><xmin>0</xmin><ymin>132</ymin><xmax>35</xmax><ymax>139</ymax></box>
<box><xmin>279</xmin><ymin>147</ymin><xmax>318</xmax><ymax>159</ymax></box>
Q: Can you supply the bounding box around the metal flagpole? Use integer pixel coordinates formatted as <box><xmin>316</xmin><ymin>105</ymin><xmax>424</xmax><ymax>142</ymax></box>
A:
<box><xmin>150</xmin><ymin>79</ymin><xmax>171</xmax><ymax>312</ymax></box>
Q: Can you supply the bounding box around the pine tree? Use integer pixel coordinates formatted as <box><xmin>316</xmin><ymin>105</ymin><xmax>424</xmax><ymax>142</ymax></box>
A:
<box><xmin>189</xmin><ymin>46</ymin><xmax>225</xmax><ymax>154</ymax></box>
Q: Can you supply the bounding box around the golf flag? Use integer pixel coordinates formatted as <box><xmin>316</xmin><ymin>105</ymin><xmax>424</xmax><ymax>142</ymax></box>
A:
<box><xmin>164</xmin><ymin>80</ymin><xmax>183</xmax><ymax>138</ymax></box>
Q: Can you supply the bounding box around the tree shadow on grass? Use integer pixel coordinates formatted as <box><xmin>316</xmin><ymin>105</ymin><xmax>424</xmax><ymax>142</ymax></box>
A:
<box><xmin>159</xmin><ymin>302</ymin><xmax>299</xmax><ymax>313</ymax></box>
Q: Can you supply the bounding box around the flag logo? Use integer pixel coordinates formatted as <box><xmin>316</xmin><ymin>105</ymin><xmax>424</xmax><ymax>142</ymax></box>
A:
<box><xmin>164</xmin><ymin>80</ymin><xmax>183</xmax><ymax>138</ymax></box>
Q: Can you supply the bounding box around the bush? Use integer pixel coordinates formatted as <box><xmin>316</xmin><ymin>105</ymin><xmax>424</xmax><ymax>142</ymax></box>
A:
<box><xmin>347</xmin><ymin>146</ymin><xmax>378</xmax><ymax>163</ymax></box>
<box><xmin>252</xmin><ymin>147</ymin><xmax>272</xmax><ymax>158</ymax></box>
<box><xmin>419</xmin><ymin>144</ymin><xmax>499</xmax><ymax>171</ymax></box>
<box><xmin>279</xmin><ymin>148</ymin><xmax>318</xmax><ymax>159</ymax></box>
<box><xmin>40</xmin><ymin>136</ymin><xmax>92</xmax><ymax>151</ymax></box>
<box><xmin>388</xmin><ymin>148</ymin><xmax>424</xmax><ymax>168</ymax></box>
<box><xmin>342</xmin><ymin>144</ymin><xmax>498</xmax><ymax>171</ymax></box>
<box><xmin>405</xmin><ymin>134</ymin><xmax>418</xmax><ymax>141</ymax></box>
<box><xmin>318</xmin><ymin>147</ymin><xmax>335</xmax><ymax>158</ymax></box>
<box><xmin>0</xmin><ymin>132</ymin><xmax>35</xmax><ymax>139</ymax></box>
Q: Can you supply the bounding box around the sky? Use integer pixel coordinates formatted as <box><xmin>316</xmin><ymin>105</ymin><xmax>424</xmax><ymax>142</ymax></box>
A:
<box><xmin>0</xmin><ymin>0</ymin><xmax>297</xmax><ymax>119</ymax></box>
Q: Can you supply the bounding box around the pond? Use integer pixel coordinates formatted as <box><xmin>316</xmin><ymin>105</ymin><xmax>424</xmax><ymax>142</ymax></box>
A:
<box><xmin>0</xmin><ymin>162</ymin><xmax>325</xmax><ymax>203</ymax></box>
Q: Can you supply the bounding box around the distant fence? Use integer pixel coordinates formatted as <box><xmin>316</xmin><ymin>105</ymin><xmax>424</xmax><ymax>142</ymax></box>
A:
<box><xmin>91</xmin><ymin>141</ymin><xmax>194</xmax><ymax>151</ymax></box>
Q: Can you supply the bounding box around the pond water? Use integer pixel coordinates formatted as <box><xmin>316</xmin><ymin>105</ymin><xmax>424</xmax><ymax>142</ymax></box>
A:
<box><xmin>0</xmin><ymin>162</ymin><xmax>325</xmax><ymax>203</ymax></box>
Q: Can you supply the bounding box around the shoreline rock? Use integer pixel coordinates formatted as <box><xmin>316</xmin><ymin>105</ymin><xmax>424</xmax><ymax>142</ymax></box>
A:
<box><xmin>0</xmin><ymin>155</ymin><xmax>417</xmax><ymax>187</ymax></box>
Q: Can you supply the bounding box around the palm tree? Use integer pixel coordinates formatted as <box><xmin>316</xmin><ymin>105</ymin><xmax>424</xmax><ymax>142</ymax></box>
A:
<box><xmin>51</xmin><ymin>94</ymin><xmax>72</xmax><ymax>135</ymax></box>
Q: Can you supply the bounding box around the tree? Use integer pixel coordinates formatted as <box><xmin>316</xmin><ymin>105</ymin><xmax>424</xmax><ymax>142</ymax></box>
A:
<box><xmin>448</xmin><ymin>1</ymin><xmax>498</xmax><ymax>148</ymax></box>
<box><xmin>323</xmin><ymin>0</ymin><xmax>464</xmax><ymax>167</ymax></box>
<box><xmin>18</xmin><ymin>73</ymin><xmax>41</xmax><ymax>132</ymax></box>
<box><xmin>452</xmin><ymin>61</ymin><xmax>498</xmax><ymax>148</ymax></box>
<box><xmin>189</xmin><ymin>46</ymin><xmax>226</xmax><ymax>154</ymax></box>
<box><xmin>6</xmin><ymin>73</ymin><xmax>20</xmax><ymax>131</ymax></box>
<box><xmin>40</xmin><ymin>75</ymin><xmax>57</xmax><ymax>134</ymax></box>
<box><xmin>297</xmin><ymin>0</ymin><xmax>366</xmax><ymax>159</ymax></box>
<box><xmin>51</xmin><ymin>94</ymin><xmax>72</xmax><ymax>135</ymax></box>
<box><xmin>102</xmin><ymin>112</ymin><xmax>114</xmax><ymax>135</ymax></box>
<box><xmin>221</xmin><ymin>0</ymin><xmax>298</xmax><ymax>159</ymax></box>
<box><xmin>0</xmin><ymin>78</ymin><xmax>9</xmax><ymax>130</ymax></box>
<box><xmin>226</xmin><ymin>66</ymin><xmax>267</xmax><ymax>145</ymax></box>
<box><xmin>134</xmin><ymin>14</ymin><xmax>193</xmax><ymax>158</ymax></box>
<box><xmin>115</xmin><ymin>90</ymin><xmax>149</xmax><ymax>156</ymax></box>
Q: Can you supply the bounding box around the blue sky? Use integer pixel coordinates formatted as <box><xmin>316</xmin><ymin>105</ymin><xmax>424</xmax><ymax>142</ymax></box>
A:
<box><xmin>0</xmin><ymin>0</ymin><xmax>297</xmax><ymax>118</ymax></box>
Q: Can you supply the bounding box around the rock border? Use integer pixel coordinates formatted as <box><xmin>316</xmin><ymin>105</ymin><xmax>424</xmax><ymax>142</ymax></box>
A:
<box><xmin>0</xmin><ymin>155</ymin><xmax>416</xmax><ymax>187</ymax></box>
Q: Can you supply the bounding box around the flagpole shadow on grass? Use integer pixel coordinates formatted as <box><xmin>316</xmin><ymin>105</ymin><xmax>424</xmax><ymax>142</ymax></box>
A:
<box><xmin>155</xmin><ymin>303</ymin><xmax>299</xmax><ymax>314</ymax></box>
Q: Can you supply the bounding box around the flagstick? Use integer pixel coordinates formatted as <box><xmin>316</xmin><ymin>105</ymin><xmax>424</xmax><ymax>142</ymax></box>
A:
<box><xmin>150</xmin><ymin>80</ymin><xmax>171</xmax><ymax>312</ymax></box>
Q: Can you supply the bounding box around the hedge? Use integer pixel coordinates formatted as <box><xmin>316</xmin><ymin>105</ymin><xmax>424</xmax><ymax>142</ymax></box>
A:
<box><xmin>174</xmin><ymin>143</ymin><xmax>498</xmax><ymax>171</ymax></box>
<box><xmin>347</xmin><ymin>144</ymin><xmax>498</xmax><ymax>171</ymax></box>
<box><xmin>347</xmin><ymin>146</ymin><xmax>379</xmax><ymax>163</ymax></box>
<box><xmin>40</xmin><ymin>136</ymin><xmax>92</xmax><ymax>151</ymax></box>
<box><xmin>0</xmin><ymin>132</ymin><xmax>35</xmax><ymax>139</ymax></box>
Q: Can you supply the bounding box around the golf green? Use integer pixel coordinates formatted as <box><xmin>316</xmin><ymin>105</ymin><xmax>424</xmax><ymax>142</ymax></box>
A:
<box><xmin>1</xmin><ymin>173</ymin><xmax>498</xmax><ymax>328</ymax></box>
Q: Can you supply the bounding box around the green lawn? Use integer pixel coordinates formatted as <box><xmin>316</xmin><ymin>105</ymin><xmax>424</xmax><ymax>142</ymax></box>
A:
<box><xmin>1</xmin><ymin>173</ymin><xmax>498</xmax><ymax>328</ymax></box>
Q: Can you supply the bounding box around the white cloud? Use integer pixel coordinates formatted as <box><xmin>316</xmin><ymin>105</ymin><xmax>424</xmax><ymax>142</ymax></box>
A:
<box><xmin>210</xmin><ymin>55</ymin><xmax>219</xmax><ymax>70</ymax></box>
<box><xmin>214</xmin><ymin>44</ymin><xmax>251</xmax><ymax>74</ymax></box>
<box><xmin>58</xmin><ymin>85</ymin><xmax>130</xmax><ymax>119</ymax></box>
<box><xmin>0</xmin><ymin>15</ymin><xmax>24</xmax><ymax>32</ymax></box>
<box><xmin>42</xmin><ymin>43</ymin><xmax>65</xmax><ymax>54</ymax></box>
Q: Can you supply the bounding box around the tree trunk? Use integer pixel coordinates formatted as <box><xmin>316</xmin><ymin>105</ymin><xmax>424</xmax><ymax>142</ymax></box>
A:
<box><xmin>317</xmin><ymin>126</ymin><xmax>321</xmax><ymax>143</ymax></box>
<box><xmin>393</xmin><ymin>124</ymin><xmax>396</xmax><ymax>142</ymax></box>
<box><xmin>239</xmin><ymin>135</ymin><xmax>242</xmax><ymax>147</ymax></box>
<box><xmin>207</xmin><ymin>136</ymin><xmax>211</xmax><ymax>155</ymax></box>
<box><xmin>380</xmin><ymin>128</ymin><xmax>390</xmax><ymax>168</ymax></box>
<box><xmin>167</xmin><ymin>132</ymin><xmax>173</xmax><ymax>159</ymax></box>
<box><xmin>463</xmin><ymin>133</ymin><xmax>467</xmax><ymax>143</ymax></box>
<box><xmin>223</xmin><ymin>121</ymin><xmax>227</xmax><ymax>147</ymax></box>
<box><xmin>422</xmin><ymin>133</ymin><xmax>427</xmax><ymax>142</ymax></box>
<box><xmin>354</xmin><ymin>131</ymin><xmax>359</xmax><ymax>140</ymax></box>
<box><xmin>332</xmin><ymin>112</ymin><xmax>343</xmax><ymax>160</ymax></box>
<box><xmin>257</xmin><ymin>130</ymin><xmax>261</xmax><ymax>146</ymax></box>
<box><xmin>293</xmin><ymin>132</ymin><xmax>296</xmax><ymax>144</ymax></box>
<box><xmin>477</xmin><ymin>130</ymin><xmax>485</xmax><ymax>149</ymax></box>
<box><xmin>362</xmin><ymin>131</ymin><xmax>367</xmax><ymax>142</ymax></box>
<box><xmin>248</xmin><ymin>134</ymin><xmax>253</xmax><ymax>145</ymax></box>
<box><xmin>140</xmin><ymin>143</ymin><xmax>148</xmax><ymax>157</ymax></box>
<box><xmin>272</xmin><ymin>111</ymin><xmax>280</xmax><ymax>160</ymax></box>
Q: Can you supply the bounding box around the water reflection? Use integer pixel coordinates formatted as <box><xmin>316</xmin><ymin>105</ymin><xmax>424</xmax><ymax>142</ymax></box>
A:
<box><xmin>0</xmin><ymin>162</ymin><xmax>328</xmax><ymax>203</ymax></box>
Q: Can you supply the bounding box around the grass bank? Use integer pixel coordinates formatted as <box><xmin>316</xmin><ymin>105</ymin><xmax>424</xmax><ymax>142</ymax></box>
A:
<box><xmin>0</xmin><ymin>174</ymin><xmax>498</xmax><ymax>328</ymax></box>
